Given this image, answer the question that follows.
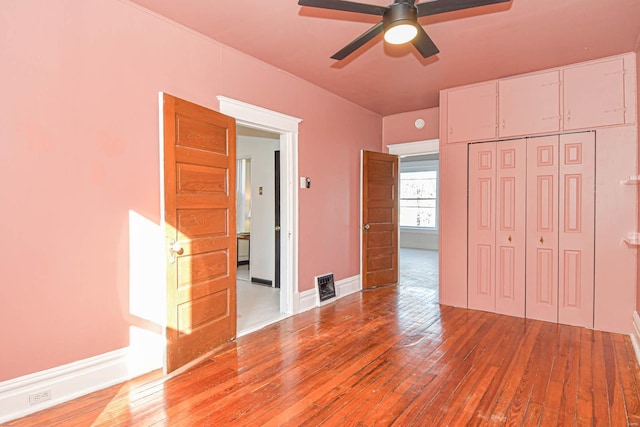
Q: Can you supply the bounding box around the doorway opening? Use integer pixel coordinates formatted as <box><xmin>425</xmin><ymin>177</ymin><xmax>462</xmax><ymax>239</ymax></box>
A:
<box><xmin>218</xmin><ymin>96</ymin><xmax>301</xmax><ymax>337</ymax></box>
<box><xmin>388</xmin><ymin>140</ymin><xmax>440</xmax><ymax>301</ymax></box>
<box><xmin>236</xmin><ymin>126</ymin><xmax>283</xmax><ymax>334</ymax></box>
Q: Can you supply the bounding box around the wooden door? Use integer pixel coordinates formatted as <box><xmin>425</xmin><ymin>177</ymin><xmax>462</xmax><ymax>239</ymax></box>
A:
<box><xmin>163</xmin><ymin>93</ymin><xmax>237</xmax><ymax>373</ymax></box>
<box><xmin>499</xmin><ymin>71</ymin><xmax>561</xmax><ymax>138</ymax></box>
<box><xmin>362</xmin><ymin>151</ymin><xmax>399</xmax><ymax>289</ymax></box>
<box><xmin>495</xmin><ymin>139</ymin><xmax>526</xmax><ymax>317</ymax></box>
<box><xmin>563</xmin><ymin>59</ymin><xmax>626</xmax><ymax>130</ymax></box>
<box><xmin>468</xmin><ymin>142</ymin><xmax>496</xmax><ymax>312</ymax></box>
<box><xmin>558</xmin><ymin>132</ymin><xmax>595</xmax><ymax>328</ymax></box>
<box><xmin>526</xmin><ymin>136</ymin><xmax>559</xmax><ymax>323</ymax></box>
<box><xmin>446</xmin><ymin>82</ymin><xmax>497</xmax><ymax>144</ymax></box>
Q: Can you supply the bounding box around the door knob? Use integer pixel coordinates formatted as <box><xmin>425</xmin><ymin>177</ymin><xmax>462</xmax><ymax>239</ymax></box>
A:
<box><xmin>364</xmin><ymin>223</ymin><xmax>370</xmax><ymax>230</ymax></box>
<box><xmin>169</xmin><ymin>241</ymin><xmax>184</xmax><ymax>255</ymax></box>
<box><xmin>275</xmin><ymin>225</ymin><xmax>281</xmax><ymax>231</ymax></box>
<box><xmin>508</xmin><ymin>235</ymin><xmax>512</xmax><ymax>242</ymax></box>
<box><xmin>539</xmin><ymin>236</ymin><xmax>544</xmax><ymax>244</ymax></box>
<box><xmin>168</xmin><ymin>239</ymin><xmax>184</xmax><ymax>263</ymax></box>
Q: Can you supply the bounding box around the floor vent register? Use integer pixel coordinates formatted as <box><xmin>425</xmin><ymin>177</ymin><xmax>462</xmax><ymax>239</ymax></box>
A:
<box><xmin>315</xmin><ymin>273</ymin><xmax>336</xmax><ymax>306</ymax></box>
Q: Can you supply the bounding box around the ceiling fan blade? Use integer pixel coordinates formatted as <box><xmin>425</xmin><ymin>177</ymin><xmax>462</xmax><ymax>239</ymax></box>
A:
<box><xmin>416</xmin><ymin>0</ymin><xmax>510</xmax><ymax>17</ymax></box>
<box><xmin>298</xmin><ymin>0</ymin><xmax>387</xmax><ymax>16</ymax></box>
<box><xmin>412</xmin><ymin>26</ymin><xmax>440</xmax><ymax>58</ymax></box>
<box><xmin>331</xmin><ymin>21</ymin><xmax>384</xmax><ymax>60</ymax></box>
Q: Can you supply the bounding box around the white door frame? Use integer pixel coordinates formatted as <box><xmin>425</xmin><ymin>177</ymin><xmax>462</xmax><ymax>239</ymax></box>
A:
<box><xmin>218</xmin><ymin>96</ymin><xmax>301</xmax><ymax>317</ymax></box>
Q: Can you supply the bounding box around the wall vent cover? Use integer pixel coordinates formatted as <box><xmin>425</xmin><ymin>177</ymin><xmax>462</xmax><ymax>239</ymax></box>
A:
<box><xmin>315</xmin><ymin>273</ymin><xmax>336</xmax><ymax>305</ymax></box>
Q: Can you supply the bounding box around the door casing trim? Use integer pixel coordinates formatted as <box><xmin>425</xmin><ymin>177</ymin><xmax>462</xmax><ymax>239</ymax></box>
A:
<box><xmin>218</xmin><ymin>96</ymin><xmax>301</xmax><ymax>316</ymax></box>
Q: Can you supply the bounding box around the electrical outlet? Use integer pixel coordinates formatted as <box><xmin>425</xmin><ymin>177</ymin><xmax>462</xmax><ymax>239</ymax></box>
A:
<box><xmin>29</xmin><ymin>390</ymin><xmax>52</xmax><ymax>405</ymax></box>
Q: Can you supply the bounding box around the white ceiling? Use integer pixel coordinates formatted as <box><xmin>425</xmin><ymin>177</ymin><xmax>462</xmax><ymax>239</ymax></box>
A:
<box><xmin>129</xmin><ymin>0</ymin><xmax>640</xmax><ymax>116</ymax></box>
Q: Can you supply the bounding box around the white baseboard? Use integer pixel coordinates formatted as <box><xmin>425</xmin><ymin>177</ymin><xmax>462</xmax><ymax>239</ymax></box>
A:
<box><xmin>297</xmin><ymin>288</ymin><xmax>317</xmax><ymax>313</ymax></box>
<box><xmin>1</xmin><ymin>276</ymin><xmax>363</xmax><ymax>423</ymax></box>
<box><xmin>631</xmin><ymin>311</ymin><xmax>640</xmax><ymax>367</ymax></box>
<box><xmin>336</xmin><ymin>275</ymin><xmax>361</xmax><ymax>298</ymax></box>
<box><xmin>297</xmin><ymin>274</ymin><xmax>361</xmax><ymax>313</ymax></box>
<box><xmin>0</xmin><ymin>346</ymin><xmax>159</xmax><ymax>424</ymax></box>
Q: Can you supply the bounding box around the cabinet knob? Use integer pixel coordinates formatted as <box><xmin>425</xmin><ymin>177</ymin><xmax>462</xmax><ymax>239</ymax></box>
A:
<box><xmin>539</xmin><ymin>236</ymin><xmax>544</xmax><ymax>244</ymax></box>
<box><xmin>508</xmin><ymin>235</ymin><xmax>512</xmax><ymax>242</ymax></box>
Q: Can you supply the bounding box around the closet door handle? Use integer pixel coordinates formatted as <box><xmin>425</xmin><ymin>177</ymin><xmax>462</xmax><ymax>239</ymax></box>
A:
<box><xmin>539</xmin><ymin>236</ymin><xmax>544</xmax><ymax>244</ymax></box>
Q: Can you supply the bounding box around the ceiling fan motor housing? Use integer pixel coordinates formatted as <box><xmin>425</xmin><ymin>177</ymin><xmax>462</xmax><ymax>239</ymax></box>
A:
<box><xmin>383</xmin><ymin>2</ymin><xmax>417</xmax><ymax>30</ymax></box>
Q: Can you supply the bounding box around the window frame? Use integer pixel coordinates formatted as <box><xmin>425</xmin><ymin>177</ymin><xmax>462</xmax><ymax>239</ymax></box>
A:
<box><xmin>399</xmin><ymin>158</ymin><xmax>439</xmax><ymax>231</ymax></box>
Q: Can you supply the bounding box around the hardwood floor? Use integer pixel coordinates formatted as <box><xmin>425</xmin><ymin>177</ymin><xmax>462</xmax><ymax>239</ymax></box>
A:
<box><xmin>8</xmin><ymin>284</ymin><xmax>640</xmax><ymax>426</ymax></box>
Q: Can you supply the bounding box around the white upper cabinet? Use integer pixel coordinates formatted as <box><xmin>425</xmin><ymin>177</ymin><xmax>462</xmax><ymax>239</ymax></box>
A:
<box><xmin>563</xmin><ymin>58</ymin><xmax>626</xmax><ymax>130</ymax></box>
<box><xmin>498</xmin><ymin>71</ymin><xmax>561</xmax><ymax>138</ymax></box>
<box><xmin>440</xmin><ymin>53</ymin><xmax>636</xmax><ymax>144</ymax></box>
<box><xmin>446</xmin><ymin>82</ymin><xmax>497</xmax><ymax>144</ymax></box>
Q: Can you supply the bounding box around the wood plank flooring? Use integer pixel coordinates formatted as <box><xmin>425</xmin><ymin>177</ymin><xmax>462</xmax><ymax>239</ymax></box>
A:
<box><xmin>8</xmin><ymin>284</ymin><xmax>640</xmax><ymax>426</ymax></box>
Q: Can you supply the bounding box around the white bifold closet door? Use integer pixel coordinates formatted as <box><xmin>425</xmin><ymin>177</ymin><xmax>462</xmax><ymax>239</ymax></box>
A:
<box><xmin>468</xmin><ymin>139</ymin><xmax>526</xmax><ymax>317</ymax></box>
<box><xmin>525</xmin><ymin>132</ymin><xmax>595</xmax><ymax>327</ymax></box>
<box><xmin>469</xmin><ymin>132</ymin><xmax>595</xmax><ymax>328</ymax></box>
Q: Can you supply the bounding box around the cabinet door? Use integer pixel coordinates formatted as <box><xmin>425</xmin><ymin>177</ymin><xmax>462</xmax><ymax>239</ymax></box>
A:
<box><xmin>563</xmin><ymin>58</ymin><xmax>626</xmax><ymax>130</ymax></box>
<box><xmin>526</xmin><ymin>136</ymin><xmax>559</xmax><ymax>323</ymax></box>
<box><xmin>499</xmin><ymin>71</ymin><xmax>561</xmax><ymax>138</ymax></box>
<box><xmin>558</xmin><ymin>132</ymin><xmax>595</xmax><ymax>328</ymax></box>
<box><xmin>447</xmin><ymin>82</ymin><xmax>497</xmax><ymax>144</ymax></box>
<box><xmin>468</xmin><ymin>142</ymin><xmax>496</xmax><ymax>312</ymax></box>
<box><xmin>495</xmin><ymin>139</ymin><xmax>526</xmax><ymax>317</ymax></box>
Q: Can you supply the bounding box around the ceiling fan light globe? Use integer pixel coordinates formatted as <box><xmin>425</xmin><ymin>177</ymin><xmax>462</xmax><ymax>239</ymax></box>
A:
<box><xmin>384</xmin><ymin>23</ymin><xmax>418</xmax><ymax>45</ymax></box>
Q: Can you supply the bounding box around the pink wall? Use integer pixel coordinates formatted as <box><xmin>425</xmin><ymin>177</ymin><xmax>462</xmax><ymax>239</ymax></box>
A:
<box><xmin>382</xmin><ymin>108</ymin><xmax>440</xmax><ymax>148</ymax></box>
<box><xmin>637</xmin><ymin>37</ymin><xmax>640</xmax><ymax>314</ymax></box>
<box><xmin>0</xmin><ymin>1</ymin><xmax>381</xmax><ymax>381</ymax></box>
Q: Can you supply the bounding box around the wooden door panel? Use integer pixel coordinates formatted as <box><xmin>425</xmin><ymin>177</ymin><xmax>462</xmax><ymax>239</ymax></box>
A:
<box><xmin>368</xmin><ymin>207</ymin><xmax>393</xmax><ymax>223</ymax></box>
<box><xmin>362</xmin><ymin>151</ymin><xmax>398</xmax><ymax>289</ymax></box>
<box><xmin>177</xmin><ymin>290</ymin><xmax>229</xmax><ymax>335</ymax></box>
<box><xmin>495</xmin><ymin>140</ymin><xmax>525</xmax><ymax>317</ymax></box>
<box><xmin>177</xmin><ymin>209</ymin><xmax>227</xmax><ymax>237</ymax></box>
<box><xmin>176</xmin><ymin>163</ymin><xmax>227</xmax><ymax>194</ymax></box>
<box><xmin>526</xmin><ymin>136</ymin><xmax>559</xmax><ymax>323</ymax></box>
<box><xmin>177</xmin><ymin>251</ymin><xmax>228</xmax><ymax>287</ymax></box>
<box><xmin>175</xmin><ymin>114</ymin><xmax>229</xmax><ymax>152</ymax></box>
<box><xmin>367</xmin><ymin>231</ymin><xmax>393</xmax><ymax>248</ymax></box>
<box><xmin>558</xmin><ymin>132</ymin><xmax>595</xmax><ymax>328</ymax></box>
<box><xmin>468</xmin><ymin>143</ymin><xmax>496</xmax><ymax>312</ymax></box>
<box><xmin>164</xmin><ymin>93</ymin><xmax>236</xmax><ymax>373</ymax></box>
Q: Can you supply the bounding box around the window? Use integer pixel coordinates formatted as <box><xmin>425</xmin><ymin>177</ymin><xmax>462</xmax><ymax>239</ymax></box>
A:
<box><xmin>399</xmin><ymin>158</ymin><xmax>438</xmax><ymax>229</ymax></box>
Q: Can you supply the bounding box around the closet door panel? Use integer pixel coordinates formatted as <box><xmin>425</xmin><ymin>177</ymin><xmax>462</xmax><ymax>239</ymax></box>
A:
<box><xmin>468</xmin><ymin>142</ymin><xmax>496</xmax><ymax>312</ymax></box>
<box><xmin>558</xmin><ymin>132</ymin><xmax>595</xmax><ymax>328</ymax></box>
<box><xmin>526</xmin><ymin>136</ymin><xmax>559</xmax><ymax>323</ymax></box>
<box><xmin>495</xmin><ymin>140</ymin><xmax>526</xmax><ymax>317</ymax></box>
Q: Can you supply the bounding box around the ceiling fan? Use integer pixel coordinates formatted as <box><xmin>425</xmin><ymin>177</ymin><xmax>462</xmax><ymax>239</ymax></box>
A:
<box><xmin>298</xmin><ymin>0</ymin><xmax>510</xmax><ymax>60</ymax></box>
